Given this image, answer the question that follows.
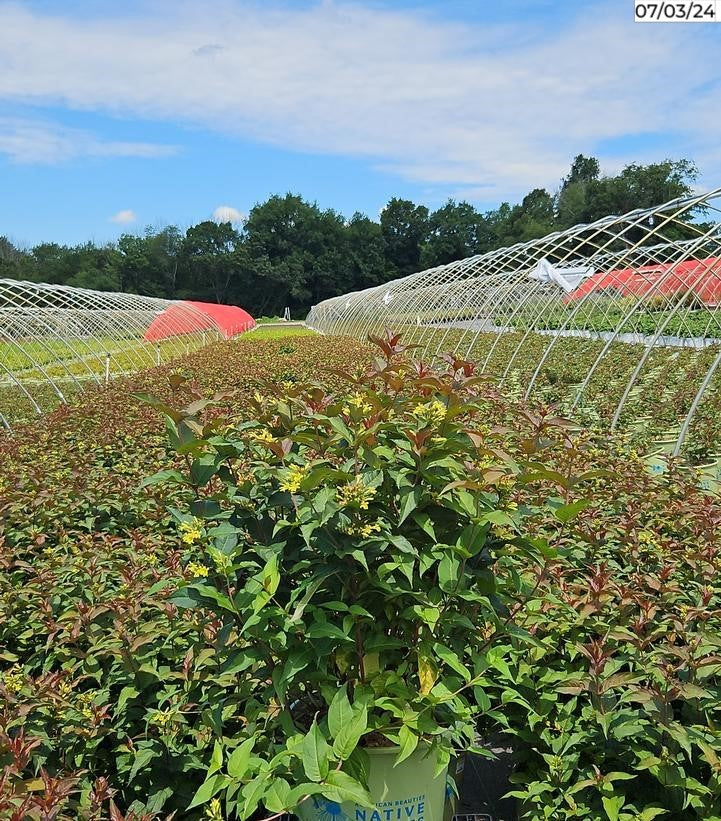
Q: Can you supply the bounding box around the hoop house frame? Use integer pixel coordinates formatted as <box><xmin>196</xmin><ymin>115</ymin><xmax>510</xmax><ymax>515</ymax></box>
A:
<box><xmin>0</xmin><ymin>281</ymin><xmax>254</xmax><ymax>431</ymax></box>
<box><xmin>307</xmin><ymin>190</ymin><xmax>721</xmax><ymax>455</ymax></box>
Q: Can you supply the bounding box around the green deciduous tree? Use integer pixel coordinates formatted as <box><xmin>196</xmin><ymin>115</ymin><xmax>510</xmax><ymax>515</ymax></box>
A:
<box><xmin>380</xmin><ymin>198</ymin><xmax>429</xmax><ymax>278</ymax></box>
<box><xmin>179</xmin><ymin>221</ymin><xmax>243</xmax><ymax>304</ymax></box>
<box><xmin>0</xmin><ymin>156</ymin><xmax>702</xmax><ymax>315</ymax></box>
<box><xmin>420</xmin><ymin>200</ymin><xmax>490</xmax><ymax>268</ymax></box>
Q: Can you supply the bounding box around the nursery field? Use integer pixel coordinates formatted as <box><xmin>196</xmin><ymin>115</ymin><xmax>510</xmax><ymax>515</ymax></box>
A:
<box><xmin>500</xmin><ymin>302</ymin><xmax>721</xmax><ymax>341</ymax></box>
<box><xmin>2</xmin><ymin>330</ymin><xmax>721</xmax><ymax>820</ymax></box>
<box><xmin>317</xmin><ymin>321</ymin><xmax>721</xmax><ymax>469</ymax></box>
<box><xmin>0</xmin><ymin>332</ymin><xmax>217</xmax><ymax>429</ymax></box>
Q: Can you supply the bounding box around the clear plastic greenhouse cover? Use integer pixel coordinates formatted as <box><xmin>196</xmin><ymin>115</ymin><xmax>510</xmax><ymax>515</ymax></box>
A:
<box><xmin>306</xmin><ymin>189</ymin><xmax>721</xmax><ymax>456</ymax></box>
<box><xmin>0</xmin><ymin>282</ymin><xmax>255</xmax><ymax>431</ymax></box>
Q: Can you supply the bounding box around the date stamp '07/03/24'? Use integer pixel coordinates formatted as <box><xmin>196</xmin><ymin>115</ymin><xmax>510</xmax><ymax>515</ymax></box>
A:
<box><xmin>635</xmin><ymin>0</ymin><xmax>718</xmax><ymax>20</ymax></box>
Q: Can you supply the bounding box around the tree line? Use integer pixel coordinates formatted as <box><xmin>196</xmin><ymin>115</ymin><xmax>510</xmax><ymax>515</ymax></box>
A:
<box><xmin>0</xmin><ymin>156</ymin><xmax>699</xmax><ymax>318</ymax></box>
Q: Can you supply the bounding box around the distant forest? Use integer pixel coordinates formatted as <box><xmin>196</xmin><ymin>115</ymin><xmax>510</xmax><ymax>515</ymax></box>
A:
<box><xmin>0</xmin><ymin>156</ymin><xmax>700</xmax><ymax>318</ymax></box>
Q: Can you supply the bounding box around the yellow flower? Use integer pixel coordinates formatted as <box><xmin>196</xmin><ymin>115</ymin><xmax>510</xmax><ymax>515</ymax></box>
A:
<box><xmin>637</xmin><ymin>530</ymin><xmax>661</xmax><ymax>549</ymax></box>
<box><xmin>337</xmin><ymin>479</ymin><xmax>377</xmax><ymax>510</ymax></box>
<box><xmin>1</xmin><ymin>667</ymin><xmax>24</xmax><ymax>695</ymax></box>
<box><xmin>209</xmin><ymin>548</ymin><xmax>232</xmax><ymax>574</ymax></box>
<box><xmin>187</xmin><ymin>562</ymin><xmax>210</xmax><ymax>578</ymax></box>
<box><xmin>248</xmin><ymin>428</ymin><xmax>274</xmax><ymax>443</ymax></box>
<box><xmin>411</xmin><ymin>400</ymin><xmax>446</xmax><ymax>426</ymax></box>
<box><xmin>358</xmin><ymin>520</ymin><xmax>383</xmax><ymax>538</ymax></box>
<box><xmin>338</xmin><ymin>518</ymin><xmax>383</xmax><ymax>537</ymax></box>
<box><xmin>151</xmin><ymin>708</ymin><xmax>177</xmax><ymax>727</ymax></box>
<box><xmin>180</xmin><ymin>518</ymin><xmax>203</xmax><ymax>545</ymax></box>
<box><xmin>58</xmin><ymin>679</ymin><xmax>73</xmax><ymax>699</ymax></box>
<box><xmin>492</xmin><ymin>524</ymin><xmax>515</xmax><ymax>540</ymax></box>
<box><xmin>280</xmin><ymin>464</ymin><xmax>308</xmax><ymax>493</ymax></box>
<box><xmin>77</xmin><ymin>691</ymin><xmax>96</xmax><ymax>719</ymax></box>
<box><xmin>348</xmin><ymin>392</ymin><xmax>373</xmax><ymax>414</ymax></box>
<box><xmin>206</xmin><ymin>798</ymin><xmax>224</xmax><ymax>821</ymax></box>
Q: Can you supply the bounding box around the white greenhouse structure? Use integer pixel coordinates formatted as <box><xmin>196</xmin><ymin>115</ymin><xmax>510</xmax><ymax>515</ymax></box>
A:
<box><xmin>308</xmin><ymin>190</ymin><xmax>721</xmax><ymax>464</ymax></box>
<box><xmin>0</xmin><ymin>282</ymin><xmax>254</xmax><ymax>431</ymax></box>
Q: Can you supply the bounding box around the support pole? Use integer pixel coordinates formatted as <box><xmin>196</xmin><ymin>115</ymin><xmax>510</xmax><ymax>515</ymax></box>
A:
<box><xmin>105</xmin><ymin>353</ymin><xmax>110</xmax><ymax>385</ymax></box>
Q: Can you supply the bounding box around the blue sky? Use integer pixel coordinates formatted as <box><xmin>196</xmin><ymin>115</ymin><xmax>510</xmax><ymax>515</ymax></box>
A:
<box><xmin>1</xmin><ymin>0</ymin><xmax>719</xmax><ymax>246</ymax></box>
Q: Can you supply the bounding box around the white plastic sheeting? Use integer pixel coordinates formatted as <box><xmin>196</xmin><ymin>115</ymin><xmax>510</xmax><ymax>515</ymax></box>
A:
<box><xmin>528</xmin><ymin>258</ymin><xmax>594</xmax><ymax>292</ymax></box>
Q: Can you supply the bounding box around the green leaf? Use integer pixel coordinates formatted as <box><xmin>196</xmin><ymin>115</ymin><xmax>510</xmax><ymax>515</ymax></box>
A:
<box><xmin>209</xmin><ymin>740</ymin><xmax>224</xmax><ymax>776</ymax></box>
<box><xmin>241</xmin><ymin>775</ymin><xmax>268</xmax><ymax>819</ymax></box>
<box><xmin>307</xmin><ymin>622</ymin><xmax>352</xmax><ymax>641</ymax></box>
<box><xmin>398</xmin><ymin>486</ymin><xmax>422</xmax><ymax>524</ymax></box>
<box><xmin>139</xmin><ymin>469</ymin><xmax>186</xmax><ymax>489</ymax></box>
<box><xmin>411</xmin><ymin>510</ymin><xmax>435</xmax><ymax>539</ymax></box>
<box><xmin>433</xmin><ymin>643</ymin><xmax>471</xmax><ymax>681</ymax></box>
<box><xmin>261</xmin><ymin>555</ymin><xmax>280</xmax><ymax>596</ymax></box>
<box><xmin>286</xmin><ymin>783</ymin><xmax>327</xmax><ymax>808</ymax></box>
<box><xmin>129</xmin><ymin>747</ymin><xmax>156</xmax><ymax>782</ymax></box>
<box><xmin>438</xmin><ymin>553</ymin><xmax>460</xmax><ymax>591</ymax></box>
<box><xmin>602</xmin><ymin>794</ymin><xmax>625</xmax><ymax>821</ymax></box>
<box><xmin>389</xmin><ymin>534</ymin><xmax>417</xmax><ymax>555</ymax></box>
<box><xmin>190</xmin><ymin>498</ymin><xmax>222</xmax><ymax>518</ymax></box>
<box><xmin>553</xmin><ymin>499</ymin><xmax>591</xmax><ymax>523</ymax></box>
<box><xmin>434</xmin><ymin>745</ymin><xmax>451</xmax><ymax>778</ymax></box>
<box><xmin>185</xmin><ymin>583</ymin><xmax>235</xmax><ymax>613</ymax></box>
<box><xmin>190</xmin><ymin>454</ymin><xmax>218</xmax><ymax>486</ymax></box>
<box><xmin>264</xmin><ymin>778</ymin><xmax>292</xmax><ymax>813</ymax></box>
<box><xmin>228</xmin><ymin>737</ymin><xmax>255</xmax><ymax>779</ymax></box>
<box><xmin>333</xmin><ymin>703</ymin><xmax>368</xmax><ymax>759</ymax></box>
<box><xmin>328</xmin><ymin>686</ymin><xmax>354</xmax><ymax>738</ymax></box>
<box><xmin>303</xmin><ymin>721</ymin><xmax>331</xmax><ymax>782</ymax></box>
<box><xmin>322</xmin><ymin>771</ymin><xmax>374</xmax><ymax>808</ymax></box>
<box><xmin>188</xmin><ymin>774</ymin><xmax>223</xmax><ymax>809</ymax></box>
<box><xmin>117</xmin><ymin>685</ymin><xmax>139</xmax><ymax>711</ymax></box>
<box><xmin>396</xmin><ymin>725</ymin><xmax>419</xmax><ymax>765</ymax></box>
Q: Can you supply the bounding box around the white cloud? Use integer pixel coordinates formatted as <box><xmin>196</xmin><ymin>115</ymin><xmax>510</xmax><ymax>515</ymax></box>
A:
<box><xmin>109</xmin><ymin>209</ymin><xmax>137</xmax><ymax>224</ymax></box>
<box><xmin>0</xmin><ymin>116</ymin><xmax>178</xmax><ymax>164</ymax></box>
<box><xmin>0</xmin><ymin>2</ymin><xmax>718</xmax><ymax>197</ymax></box>
<box><xmin>212</xmin><ymin>205</ymin><xmax>245</xmax><ymax>223</ymax></box>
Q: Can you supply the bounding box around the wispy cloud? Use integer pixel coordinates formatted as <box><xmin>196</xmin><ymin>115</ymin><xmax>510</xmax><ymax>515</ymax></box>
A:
<box><xmin>0</xmin><ymin>116</ymin><xmax>178</xmax><ymax>164</ymax></box>
<box><xmin>0</xmin><ymin>2</ymin><xmax>718</xmax><ymax>197</ymax></box>
<box><xmin>109</xmin><ymin>209</ymin><xmax>137</xmax><ymax>224</ymax></box>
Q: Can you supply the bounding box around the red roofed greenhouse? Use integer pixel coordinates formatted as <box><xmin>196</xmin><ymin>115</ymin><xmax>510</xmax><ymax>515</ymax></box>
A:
<box><xmin>0</xmin><ymin>281</ymin><xmax>255</xmax><ymax>431</ymax></box>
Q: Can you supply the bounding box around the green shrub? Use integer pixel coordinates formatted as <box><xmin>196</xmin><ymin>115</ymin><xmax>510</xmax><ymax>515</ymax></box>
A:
<box><xmin>141</xmin><ymin>331</ymin><xmax>554</xmax><ymax>818</ymax></box>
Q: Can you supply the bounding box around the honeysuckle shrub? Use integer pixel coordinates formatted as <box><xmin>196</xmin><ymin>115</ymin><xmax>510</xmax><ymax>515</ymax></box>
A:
<box><xmin>147</xmin><ymin>332</ymin><xmax>721</xmax><ymax>821</ymax></box>
<box><xmin>2</xmin><ymin>330</ymin><xmax>721</xmax><ymax>819</ymax></box>
<box><xmin>138</xmin><ymin>331</ymin><xmax>560</xmax><ymax>819</ymax></box>
<box><xmin>499</xmin><ymin>461</ymin><xmax>721</xmax><ymax>820</ymax></box>
<box><xmin>0</xmin><ymin>335</ymin><xmax>371</xmax><ymax>820</ymax></box>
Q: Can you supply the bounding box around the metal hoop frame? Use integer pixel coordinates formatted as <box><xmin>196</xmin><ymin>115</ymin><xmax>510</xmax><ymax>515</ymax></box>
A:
<box><xmin>306</xmin><ymin>190</ymin><xmax>721</xmax><ymax>451</ymax></box>
<box><xmin>0</xmin><ymin>280</ymin><xmax>234</xmax><ymax>431</ymax></box>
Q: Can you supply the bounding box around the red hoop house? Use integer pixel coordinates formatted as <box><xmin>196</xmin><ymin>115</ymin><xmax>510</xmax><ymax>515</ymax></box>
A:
<box><xmin>144</xmin><ymin>301</ymin><xmax>256</xmax><ymax>341</ymax></box>
<box><xmin>564</xmin><ymin>256</ymin><xmax>721</xmax><ymax>306</ymax></box>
